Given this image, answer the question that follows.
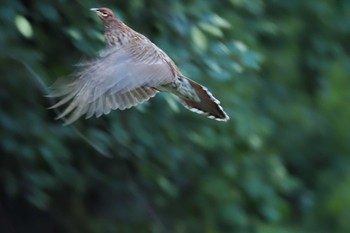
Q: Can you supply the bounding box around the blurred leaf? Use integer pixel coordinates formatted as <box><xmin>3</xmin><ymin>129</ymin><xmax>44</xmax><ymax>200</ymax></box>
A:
<box><xmin>191</xmin><ymin>26</ymin><xmax>208</xmax><ymax>50</ymax></box>
<box><xmin>15</xmin><ymin>15</ymin><xmax>33</xmax><ymax>38</ymax></box>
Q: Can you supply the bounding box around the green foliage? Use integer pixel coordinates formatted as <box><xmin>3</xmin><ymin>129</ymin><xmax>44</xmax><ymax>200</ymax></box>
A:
<box><xmin>1</xmin><ymin>0</ymin><xmax>350</xmax><ymax>232</ymax></box>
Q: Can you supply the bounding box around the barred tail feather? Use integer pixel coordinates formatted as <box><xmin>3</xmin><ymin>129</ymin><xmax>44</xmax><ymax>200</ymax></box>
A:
<box><xmin>180</xmin><ymin>78</ymin><xmax>229</xmax><ymax>121</ymax></box>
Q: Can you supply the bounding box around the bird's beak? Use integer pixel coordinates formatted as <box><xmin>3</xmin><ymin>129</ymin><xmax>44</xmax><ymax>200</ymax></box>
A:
<box><xmin>90</xmin><ymin>8</ymin><xmax>99</xmax><ymax>12</ymax></box>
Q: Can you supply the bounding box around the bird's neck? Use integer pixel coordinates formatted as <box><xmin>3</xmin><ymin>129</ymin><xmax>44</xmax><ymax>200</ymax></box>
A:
<box><xmin>104</xmin><ymin>18</ymin><xmax>132</xmax><ymax>47</ymax></box>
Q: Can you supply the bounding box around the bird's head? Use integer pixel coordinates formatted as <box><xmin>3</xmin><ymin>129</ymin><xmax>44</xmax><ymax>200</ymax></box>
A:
<box><xmin>90</xmin><ymin>8</ymin><xmax>115</xmax><ymax>23</ymax></box>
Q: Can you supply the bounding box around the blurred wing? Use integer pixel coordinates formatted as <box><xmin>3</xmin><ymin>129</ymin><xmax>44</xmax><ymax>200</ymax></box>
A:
<box><xmin>49</xmin><ymin>41</ymin><xmax>175</xmax><ymax>125</ymax></box>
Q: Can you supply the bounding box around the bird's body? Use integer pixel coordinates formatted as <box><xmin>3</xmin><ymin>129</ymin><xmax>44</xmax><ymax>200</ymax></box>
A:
<box><xmin>50</xmin><ymin>8</ymin><xmax>229</xmax><ymax>124</ymax></box>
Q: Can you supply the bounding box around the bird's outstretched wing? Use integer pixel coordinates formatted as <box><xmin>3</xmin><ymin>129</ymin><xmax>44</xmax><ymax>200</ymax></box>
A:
<box><xmin>49</xmin><ymin>42</ymin><xmax>175</xmax><ymax>125</ymax></box>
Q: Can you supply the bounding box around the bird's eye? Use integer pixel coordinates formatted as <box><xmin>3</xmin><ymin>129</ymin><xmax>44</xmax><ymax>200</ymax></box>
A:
<box><xmin>100</xmin><ymin>11</ymin><xmax>108</xmax><ymax>17</ymax></box>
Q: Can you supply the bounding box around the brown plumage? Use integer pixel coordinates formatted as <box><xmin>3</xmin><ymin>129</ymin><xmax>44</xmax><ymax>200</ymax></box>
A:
<box><xmin>49</xmin><ymin>7</ymin><xmax>229</xmax><ymax>124</ymax></box>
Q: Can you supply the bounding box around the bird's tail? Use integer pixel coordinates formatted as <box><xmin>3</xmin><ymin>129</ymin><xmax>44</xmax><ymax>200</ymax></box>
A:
<box><xmin>178</xmin><ymin>77</ymin><xmax>229</xmax><ymax>121</ymax></box>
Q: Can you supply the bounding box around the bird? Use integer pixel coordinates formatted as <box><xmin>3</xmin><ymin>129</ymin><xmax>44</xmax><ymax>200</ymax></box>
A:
<box><xmin>49</xmin><ymin>7</ymin><xmax>229</xmax><ymax>125</ymax></box>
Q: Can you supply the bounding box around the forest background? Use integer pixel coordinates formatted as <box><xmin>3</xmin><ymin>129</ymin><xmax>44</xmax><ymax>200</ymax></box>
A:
<box><xmin>1</xmin><ymin>0</ymin><xmax>350</xmax><ymax>232</ymax></box>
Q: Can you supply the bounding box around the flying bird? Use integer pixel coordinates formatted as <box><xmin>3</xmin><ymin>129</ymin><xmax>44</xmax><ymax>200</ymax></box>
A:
<box><xmin>50</xmin><ymin>7</ymin><xmax>229</xmax><ymax>124</ymax></box>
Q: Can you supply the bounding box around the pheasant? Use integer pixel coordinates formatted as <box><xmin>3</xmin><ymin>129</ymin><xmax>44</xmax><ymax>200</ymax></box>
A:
<box><xmin>49</xmin><ymin>8</ymin><xmax>229</xmax><ymax>124</ymax></box>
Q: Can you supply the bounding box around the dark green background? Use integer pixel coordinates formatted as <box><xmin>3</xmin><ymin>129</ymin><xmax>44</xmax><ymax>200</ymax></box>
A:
<box><xmin>1</xmin><ymin>0</ymin><xmax>350</xmax><ymax>232</ymax></box>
